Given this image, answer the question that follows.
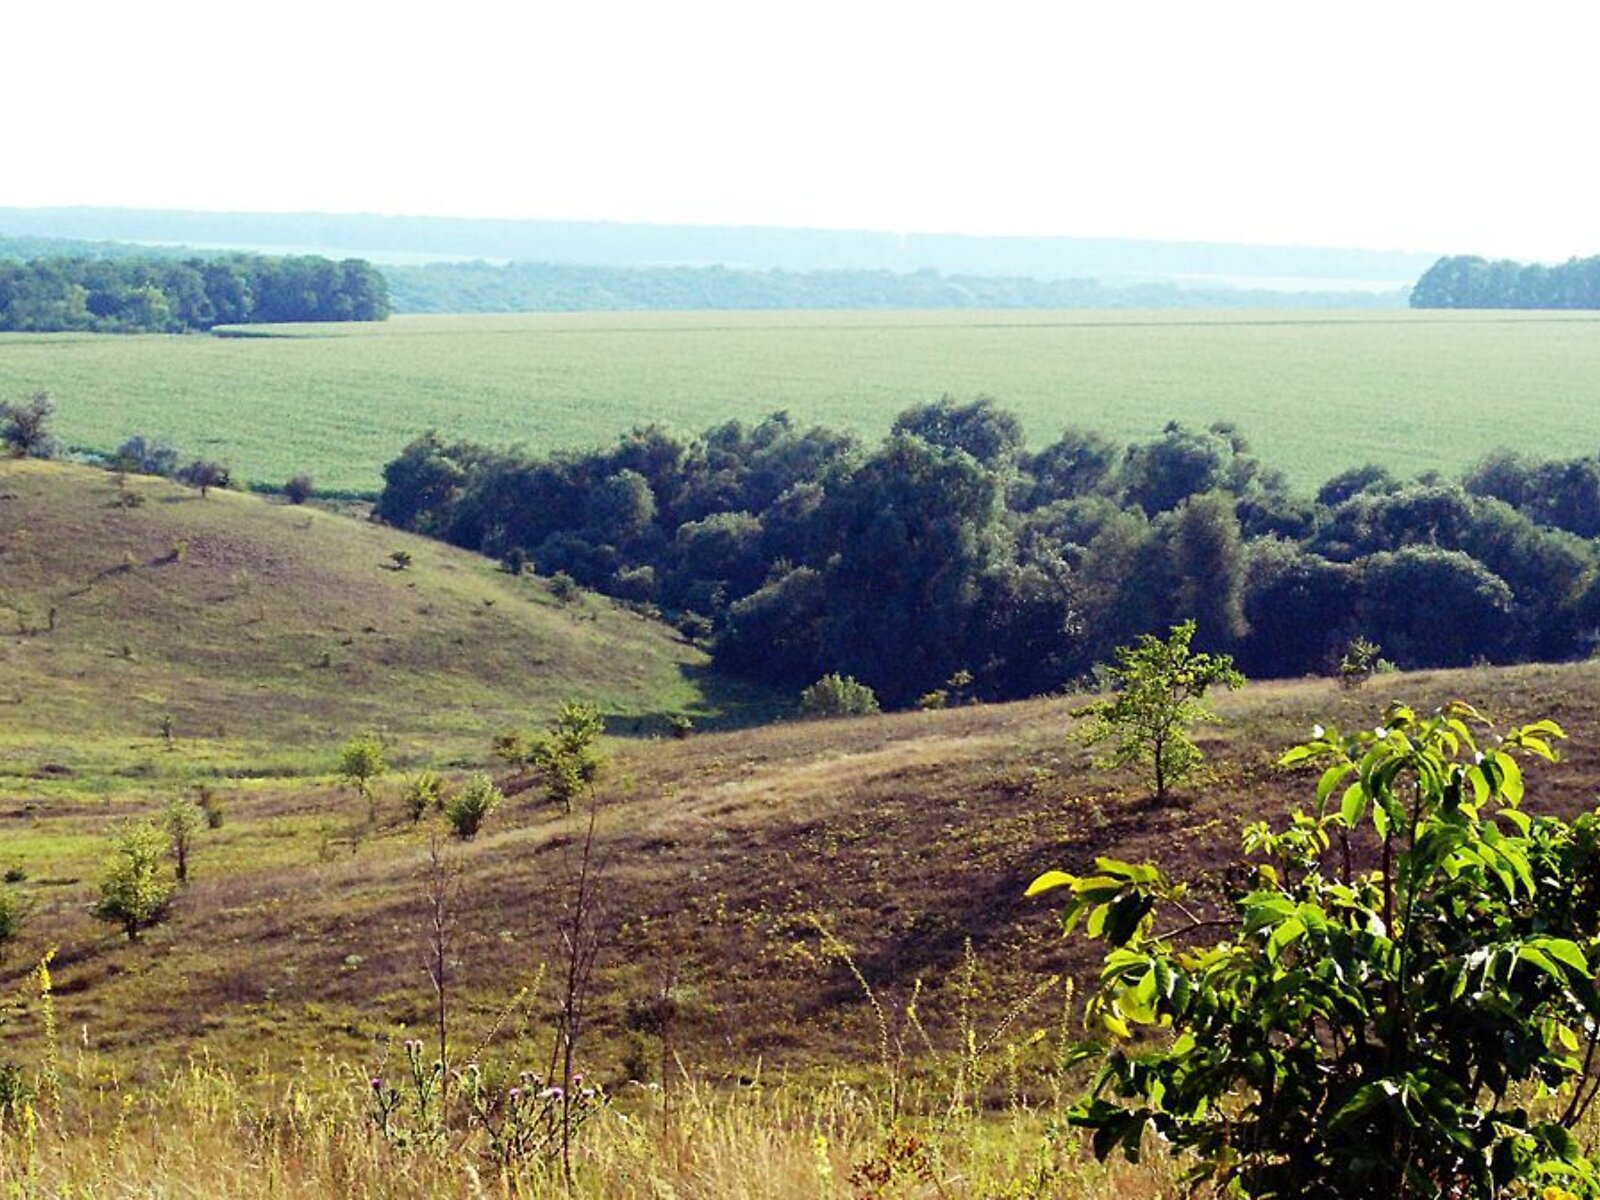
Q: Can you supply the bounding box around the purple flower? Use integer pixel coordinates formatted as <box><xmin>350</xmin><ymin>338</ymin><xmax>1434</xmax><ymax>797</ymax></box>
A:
<box><xmin>371</xmin><ymin>1077</ymin><xmax>384</xmax><ymax>1091</ymax></box>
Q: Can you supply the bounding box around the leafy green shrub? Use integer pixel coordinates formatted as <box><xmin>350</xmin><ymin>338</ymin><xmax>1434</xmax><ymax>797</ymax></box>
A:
<box><xmin>799</xmin><ymin>673</ymin><xmax>880</xmax><ymax>718</ymax></box>
<box><xmin>1338</xmin><ymin>634</ymin><xmax>1393</xmax><ymax>689</ymax></box>
<box><xmin>93</xmin><ymin>822</ymin><xmax>174</xmax><ymax>941</ymax></box>
<box><xmin>1076</xmin><ymin>620</ymin><xmax>1243</xmax><ymax>802</ymax></box>
<box><xmin>1032</xmin><ymin>702</ymin><xmax>1600</xmax><ymax>1199</ymax></box>
<box><xmin>195</xmin><ymin>785</ymin><xmax>225</xmax><ymax>829</ymax></box>
<box><xmin>444</xmin><ymin>773</ymin><xmax>501</xmax><ymax>839</ymax></box>
<box><xmin>548</xmin><ymin>571</ymin><xmax>580</xmax><ymax>603</ymax></box>
<box><xmin>403</xmin><ymin>770</ymin><xmax>444</xmax><ymax>823</ymax></box>
<box><xmin>0</xmin><ymin>392</ymin><xmax>57</xmax><ymax>458</ymax></box>
<box><xmin>164</xmin><ymin>796</ymin><xmax>204</xmax><ymax>883</ymax></box>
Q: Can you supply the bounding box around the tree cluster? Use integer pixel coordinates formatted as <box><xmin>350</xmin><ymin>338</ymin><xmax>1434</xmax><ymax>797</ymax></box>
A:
<box><xmin>376</xmin><ymin>400</ymin><xmax>1600</xmax><ymax>706</ymax></box>
<box><xmin>1411</xmin><ymin>254</ymin><xmax>1600</xmax><ymax>308</ymax></box>
<box><xmin>0</xmin><ymin>253</ymin><xmax>389</xmax><ymax>332</ymax></box>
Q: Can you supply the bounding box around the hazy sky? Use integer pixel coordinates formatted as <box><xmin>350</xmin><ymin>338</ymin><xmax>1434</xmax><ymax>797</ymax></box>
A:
<box><xmin>10</xmin><ymin>0</ymin><xmax>1597</xmax><ymax>258</ymax></box>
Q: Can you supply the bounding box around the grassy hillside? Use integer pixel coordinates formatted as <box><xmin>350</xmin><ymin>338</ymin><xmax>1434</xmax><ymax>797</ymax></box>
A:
<box><xmin>5</xmin><ymin>308</ymin><xmax>1600</xmax><ymax>494</ymax></box>
<box><xmin>0</xmin><ymin>459</ymin><xmax>764</xmax><ymax>781</ymax></box>
<box><xmin>4</xmin><ymin>636</ymin><xmax>1596</xmax><ymax>1077</ymax></box>
<box><xmin>8</xmin><ymin>459</ymin><xmax>1600</xmax><ymax>1194</ymax></box>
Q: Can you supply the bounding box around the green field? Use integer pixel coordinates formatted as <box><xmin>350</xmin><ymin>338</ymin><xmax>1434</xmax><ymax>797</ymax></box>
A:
<box><xmin>5</xmin><ymin>308</ymin><xmax>1600</xmax><ymax>494</ymax></box>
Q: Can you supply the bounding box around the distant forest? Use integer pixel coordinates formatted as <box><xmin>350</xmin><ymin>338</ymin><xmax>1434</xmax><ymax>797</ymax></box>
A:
<box><xmin>0</xmin><ymin>206</ymin><xmax>1435</xmax><ymax>281</ymax></box>
<box><xmin>382</xmin><ymin>260</ymin><xmax>1402</xmax><ymax>314</ymax></box>
<box><xmin>1411</xmin><ymin>254</ymin><xmax>1600</xmax><ymax>308</ymax></box>
<box><xmin>0</xmin><ymin>252</ymin><xmax>389</xmax><ymax>332</ymax></box>
<box><xmin>376</xmin><ymin>400</ymin><xmax>1600</xmax><ymax>707</ymax></box>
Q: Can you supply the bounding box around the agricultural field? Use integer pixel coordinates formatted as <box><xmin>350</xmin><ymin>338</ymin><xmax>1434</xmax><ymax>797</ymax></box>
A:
<box><xmin>4</xmin><ymin>308</ymin><xmax>1600</xmax><ymax>494</ymax></box>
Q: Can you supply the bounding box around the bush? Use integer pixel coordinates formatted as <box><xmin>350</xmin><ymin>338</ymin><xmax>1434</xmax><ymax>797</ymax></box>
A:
<box><xmin>800</xmin><ymin>673</ymin><xmax>881</xmax><ymax>718</ymax></box>
<box><xmin>1032</xmin><ymin>702</ymin><xmax>1598</xmax><ymax>1198</ymax></box>
<box><xmin>444</xmin><ymin>773</ymin><xmax>501</xmax><ymax>839</ymax></box>
<box><xmin>1337</xmin><ymin>634</ymin><xmax>1390</xmax><ymax>689</ymax></box>
<box><xmin>93</xmin><ymin>822</ymin><xmax>174</xmax><ymax>940</ymax></box>
<box><xmin>284</xmin><ymin>474</ymin><xmax>315</xmax><ymax>504</ymax></box>
<box><xmin>0</xmin><ymin>392</ymin><xmax>57</xmax><ymax>458</ymax></box>
<box><xmin>164</xmin><ymin>796</ymin><xmax>204</xmax><ymax>883</ymax></box>
<box><xmin>403</xmin><ymin>770</ymin><xmax>444</xmax><ymax>823</ymax></box>
<box><xmin>548</xmin><ymin>571</ymin><xmax>580</xmax><ymax>603</ymax></box>
<box><xmin>195</xmin><ymin>785</ymin><xmax>225</xmax><ymax>829</ymax></box>
<box><xmin>115</xmin><ymin>434</ymin><xmax>179</xmax><ymax>477</ymax></box>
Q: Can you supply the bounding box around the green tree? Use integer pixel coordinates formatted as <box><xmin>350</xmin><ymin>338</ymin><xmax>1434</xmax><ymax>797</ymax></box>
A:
<box><xmin>339</xmin><ymin>733</ymin><xmax>387</xmax><ymax>816</ymax></box>
<box><xmin>178</xmin><ymin>458</ymin><xmax>229</xmax><ymax>498</ymax></box>
<box><xmin>1031</xmin><ymin>702</ymin><xmax>1599</xmax><ymax>1199</ymax></box>
<box><xmin>93</xmin><ymin>822</ymin><xmax>174</xmax><ymax>940</ymax></box>
<box><xmin>528</xmin><ymin>702</ymin><xmax>605</xmax><ymax>813</ymax></box>
<box><xmin>1077</xmin><ymin>620</ymin><xmax>1243</xmax><ymax>802</ymax></box>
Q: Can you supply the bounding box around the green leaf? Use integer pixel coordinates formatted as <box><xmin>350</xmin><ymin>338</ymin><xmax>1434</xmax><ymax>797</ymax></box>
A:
<box><xmin>1340</xmin><ymin>782</ymin><xmax>1368</xmax><ymax>828</ymax></box>
<box><xmin>1267</xmin><ymin>916</ymin><xmax>1306</xmax><ymax>964</ymax></box>
<box><xmin>1317</xmin><ymin>762</ymin><xmax>1354</xmax><ymax>804</ymax></box>
<box><xmin>1534</xmin><ymin>937</ymin><xmax>1589</xmax><ymax>975</ymax></box>
<box><xmin>1025</xmin><ymin>870</ymin><xmax>1076</xmax><ymax>897</ymax></box>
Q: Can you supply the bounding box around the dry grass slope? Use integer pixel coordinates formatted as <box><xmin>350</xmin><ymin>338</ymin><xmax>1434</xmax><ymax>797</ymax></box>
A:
<box><xmin>0</xmin><ymin>459</ymin><xmax>765</xmax><ymax>778</ymax></box>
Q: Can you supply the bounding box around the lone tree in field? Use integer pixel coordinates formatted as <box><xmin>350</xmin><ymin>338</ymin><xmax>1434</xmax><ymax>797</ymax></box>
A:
<box><xmin>1077</xmin><ymin>620</ymin><xmax>1243</xmax><ymax>802</ymax></box>
<box><xmin>528</xmin><ymin>701</ymin><xmax>604</xmax><ymax>814</ymax></box>
<box><xmin>339</xmin><ymin>733</ymin><xmax>387</xmax><ymax>819</ymax></box>
<box><xmin>93</xmin><ymin>822</ymin><xmax>174</xmax><ymax>940</ymax></box>
<box><xmin>178</xmin><ymin>458</ymin><xmax>229</xmax><ymax>498</ymax></box>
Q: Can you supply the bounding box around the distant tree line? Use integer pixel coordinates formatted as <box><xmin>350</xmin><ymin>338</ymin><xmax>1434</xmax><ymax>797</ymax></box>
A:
<box><xmin>1411</xmin><ymin>254</ymin><xmax>1600</xmax><ymax>308</ymax></box>
<box><xmin>375</xmin><ymin>400</ymin><xmax>1600</xmax><ymax>706</ymax></box>
<box><xmin>0</xmin><ymin>253</ymin><xmax>389</xmax><ymax>332</ymax></box>
<box><xmin>384</xmin><ymin>260</ymin><xmax>1402</xmax><ymax>315</ymax></box>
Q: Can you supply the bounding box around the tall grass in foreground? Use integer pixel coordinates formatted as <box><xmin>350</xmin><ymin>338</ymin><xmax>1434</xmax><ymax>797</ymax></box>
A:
<box><xmin>0</xmin><ymin>941</ymin><xmax>1184</xmax><ymax>1199</ymax></box>
<box><xmin>0</xmin><ymin>1059</ymin><xmax>1183</xmax><ymax>1198</ymax></box>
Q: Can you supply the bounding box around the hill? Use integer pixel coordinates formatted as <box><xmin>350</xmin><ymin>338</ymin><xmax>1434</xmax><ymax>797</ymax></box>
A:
<box><xmin>5</xmin><ymin>467</ymin><xmax>1600</xmax><ymax>1191</ymax></box>
<box><xmin>0</xmin><ymin>459</ymin><xmax>763</xmax><ymax>781</ymax></box>
<box><xmin>4</xmin><ymin>605</ymin><xmax>1597</xmax><ymax>1080</ymax></box>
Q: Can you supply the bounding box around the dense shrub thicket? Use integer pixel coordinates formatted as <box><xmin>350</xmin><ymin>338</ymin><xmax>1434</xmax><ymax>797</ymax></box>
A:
<box><xmin>1411</xmin><ymin>253</ymin><xmax>1600</xmax><ymax>308</ymax></box>
<box><xmin>0</xmin><ymin>253</ymin><xmax>389</xmax><ymax>332</ymax></box>
<box><xmin>376</xmin><ymin>400</ymin><xmax>1600</xmax><ymax>705</ymax></box>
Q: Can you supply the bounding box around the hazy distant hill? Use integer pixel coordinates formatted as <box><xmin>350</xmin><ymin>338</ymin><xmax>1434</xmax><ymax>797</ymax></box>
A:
<box><xmin>0</xmin><ymin>206</ymin><xmax>1431</xmax><ymax>290</ymax></box>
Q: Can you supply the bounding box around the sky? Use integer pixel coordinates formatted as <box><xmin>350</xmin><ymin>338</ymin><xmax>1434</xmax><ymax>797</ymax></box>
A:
<box><xmin>9</xmin><ymin>0</ymin><xmax>1599</xmax><ymax>259</ymax></box>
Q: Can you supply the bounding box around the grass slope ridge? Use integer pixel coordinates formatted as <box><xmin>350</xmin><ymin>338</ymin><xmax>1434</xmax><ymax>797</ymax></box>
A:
<box><xmin>0</xmin><ymin>459</ymin><xmax>756</xmax><ymax>777</ymax></box>
<box><xmin>5</xmin><ymin>633</ymin><xmax>1598</xmax><ymax>1085</ymax></box>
